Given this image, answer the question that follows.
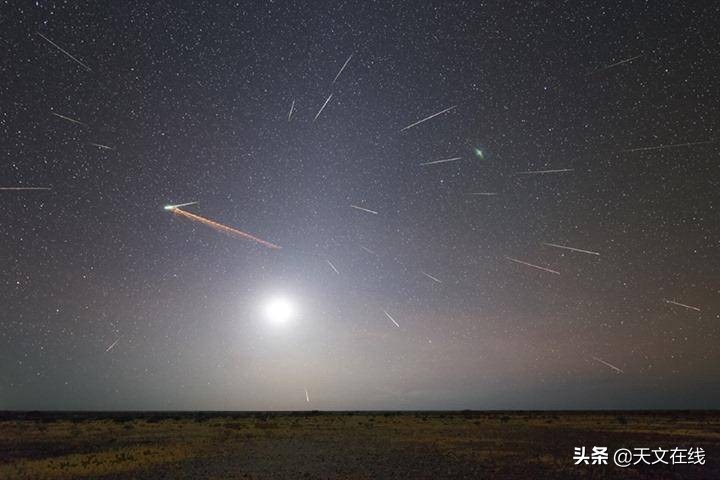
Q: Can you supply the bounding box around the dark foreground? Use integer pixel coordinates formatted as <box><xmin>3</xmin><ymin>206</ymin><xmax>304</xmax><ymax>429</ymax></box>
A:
<box><xmin>1</xmin><ymin>411</ymin><xmax>718</xmax><ymax>479</ymax></box>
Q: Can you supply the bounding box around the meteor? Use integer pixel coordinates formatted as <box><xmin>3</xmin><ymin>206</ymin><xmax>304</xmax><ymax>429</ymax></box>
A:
<box><xmin>591</xmin><ymin>356</ymin><xmax>624</xmax><ymax>374</ymax></box>
<box><xmin>620</xmin><ymin>140</ymin><xmax>715</xmax><ymax>153</ymax></box>
<box><xmin>466</xmin><ymin>192</ymin><xmax>497</xmax><ymax>196</ymax></box>
<box><xmin>663</xmin><ymin>299</ymin><xmax>701</xmax><ymax>312</ymax></box>
<box><xmin>586</xmin><ymin>54</ymin><xmax>642</xmax><ymax>76</ymax></box>
<box><xmin>51</xmin><ymin>112</ymin><xmax>87</xmax><ymax>127</ymax></box>
<box><xmin>105</xmin><ymin>337</ymin><xmax>120</xmax><ymax>353</ymax></box>
<box><xmin>332</xmin><ymin>54</ymin><xmax>353</xmax><ymax>84</ymax></box>
<box><xmin>419</xmin><ymin>157</ymin><xmax>462</xmax><ymax>166</ymax></box>
<box><xmin>350</xmin><ymin>204</ymin><xmax>378</xmax><ymax>215</ymax></box>
<box><xmin>288</xmin><ymin>99</ymin><xmax>295</xmax><ymax>121</ymax></box>
<box><xmin>89</xmin><ymin>142</ymin><xmax>114</xmax><ymax>150</ymax></box>
<box><xmin>383</xmin><ymin>310</ymin><xmax>400</xmax><ymax>328</ymax></box>
<box><xmin>400</xmin><ymin>105</ymin><xmax>456</xmax><ymax>132</ymax></box>
<box><xmin>506</xmin><ymin>256</ymin><xmax>560</xmax><ymax>275</ymax></box>
<box><xmin>517</xmin><ymin>168</ymin><xmax>574</xmax><ymax>175</ymax></box>
<box><xmin>326</xmin><ymin>259</ymin><xmax>340</xmax><ymax>274</ymax></box>
<box><xmin>305</xmin><ymin>387</ymin><xmax>311</xmax><ymax>403</ymax></box>
<box><xmin>164</xmin><ymin>201</ymin><xmax>199</xmax><ymax>211</ymax></box>
<box><xmin>359</xmin><ymin>245</ymin><xmax>376</xmax><ymax>255</ymax></box>
<box><xmin>36</xmin><ymin>32</ymin><xmax>92</xmax><ymax>71</ymax></box>
<box><xmin>169</xmin><ymin>207</ymin><xmax>281</xmax><ymax>249</ymax></box>
<box><xmin>421</xmin><ymin>271</ymin><xmax>442</xmax><ymax>283</ymax></box>
<box><xmin>313</xmin><ymin>94</ymin><xmax>333</xmax><ymax>122</ymax></box>
<box><xmin>542</xmin><ymin>242</ymin><xmax>600</xmax><ymax>256</ymax></box>
<box><xmin>1</xmin><ymin>187</ymin><xmax>51</xmax><ymax>191</ymax></box>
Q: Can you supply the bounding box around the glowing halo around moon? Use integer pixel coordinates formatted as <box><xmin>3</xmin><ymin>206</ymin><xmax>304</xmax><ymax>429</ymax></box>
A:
<box><xmin>262</xmin><ymin>296</ymin><xmax>296</xmax><ymax>326</ymax></box>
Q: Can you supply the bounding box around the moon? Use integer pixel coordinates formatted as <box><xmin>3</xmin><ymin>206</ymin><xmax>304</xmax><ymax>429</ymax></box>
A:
<box><xmin>262</xmin><ymin>296</ymin><xmax>296</xmax><ymax>326</ymax></box>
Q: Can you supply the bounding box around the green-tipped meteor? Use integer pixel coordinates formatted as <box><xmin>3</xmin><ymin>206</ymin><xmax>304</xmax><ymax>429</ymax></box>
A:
<box><xmin>164</xmin><ymin>201</ymin><xmax>199</xmax><ymax>211</ymax></box>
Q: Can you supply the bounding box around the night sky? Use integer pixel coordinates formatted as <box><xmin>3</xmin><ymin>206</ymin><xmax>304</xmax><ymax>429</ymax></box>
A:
<box><xmin>2</xmin><ymin>1</ymin><xmax>719</xmax><ymax>410</ymax></box>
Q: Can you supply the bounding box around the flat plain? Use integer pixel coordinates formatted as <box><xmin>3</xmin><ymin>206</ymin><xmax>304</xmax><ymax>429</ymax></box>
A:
<box><xmin>0</xmin><ymin>411</ymin><xmax>718</xmax><ymax>479</ymax></box>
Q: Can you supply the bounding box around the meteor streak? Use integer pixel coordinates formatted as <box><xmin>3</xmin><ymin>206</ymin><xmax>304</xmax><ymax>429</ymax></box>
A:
<box><xmin>305</xmin><ymin>387</ymin><xmax>311</xmax><ymax>403</ymax></box>
<box><xmin>326</xmin><ymin>259</ymin><xmax>340</xmax><ymax>274</ymax></box>
<box><xmin>332</xmin><ymin>54</ymin><xmax>353</xmax><ymax>84</ymax></box>
<box><xmin>0</xmin><ymin>187</ymin><xmax>51</xmax><ymax>191</ymax></box>
<box><xmin>288</xmin><ymin>99</ymin><xmax>295</xmax><ymax>121</ymax></box>
<box><xmin>586</xmin><ymin>54</ymin><xmax>642</xmax><ymax>75</ymax></box>
<box><xmin>164</xmin><ymin>201</ymin><xmax>199</xmax><ymax>210</ymax></box>
<box><xmin>383</xmin><ymin>310</ymin><xmax>400</xmax><ymax>328</ymax></box>
<box><xmin>466</xmin><ymin>192</ymin><xmax>497</xmax><ymax>196</ymax></box>
<box><xmin>419</xmin><ymin>156</ymin><xmax>462</xmax><ymax>166</ymax></box>
<box><xmin>421</xmin><ymin>271</ymin><xmax>442</xmax><ymax>283</ymax></box>
<box><xmin>517</xmin><ymin>168</ymin><xmax>574</xmax><ymax>175</ymax></box>
<box><xmin>105</xmin><ymin>337</ymin><xmax>120</xmax><ymax>353</ymax></box>
<box><xmin>350</xmin><ymin>204</ymin><xmax>378</xmax><ymax>215</ymax></box>
<box><xmin>591</xmin><ymin>356</ymin><xmax>624</xmax><ymax>374</ymax></box>
<box><xmin>170</xmin><ymin>208</ymin><xmax>282</xmax><ymax>249</ymax></box>
<box><xmin>359</xmin><ymin>245</ymin><xmax>376</xmax><ymax>255</ymax></box>
<box><xmin>542</xmin><ymin>242</ymin><xmax>600</xmax><ymax>256</ymax></box>
<box><xmin>51</xmin><ymin>112</ymin><xmax>87</xmax><ymax>127</ymax></box>
<box><xmin>620</xmin><ymin>140</ymin><xmax>715</xmax><ymax>153</ymax></box>
<box><xmin>313</xmin><ymin>94</ymin><xmax>333</xmax><ymax>122</ymax></box>
<box><xmin>89</xmin><ymin>142</ymin><xmax>114</xmax><ymax>150</ymax></box>
<box><xmin>400</xmin><ymin>105</ymin><xmax>456</xmax><ymax>132</ymax></box>
<box><xmin>506</xmin><ymin>256</ymin><xmax>560</xmax><ymax>275</ymax></box>
<box><xmin>663</xmin><ymin>299</ymin><xmax>701</xmax><ymax>312</ymax></box>
<box><xmin>37</xmin><ymin>32</ymin><xmax>92</xmax><ymax>71</ymax></box>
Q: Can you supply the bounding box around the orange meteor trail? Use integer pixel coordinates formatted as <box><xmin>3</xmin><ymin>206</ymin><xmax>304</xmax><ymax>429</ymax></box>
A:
<box><xmin>171</xmin><ymin>207</ymin><xmax>281</xmax><ymax>250</ymax></box>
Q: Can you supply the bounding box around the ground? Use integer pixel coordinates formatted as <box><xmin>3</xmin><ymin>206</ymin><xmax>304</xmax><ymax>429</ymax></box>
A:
<box><xmin>0</xmin><ymin>411</ymin><xmax>717</xmax><ymax>479</ymax></box>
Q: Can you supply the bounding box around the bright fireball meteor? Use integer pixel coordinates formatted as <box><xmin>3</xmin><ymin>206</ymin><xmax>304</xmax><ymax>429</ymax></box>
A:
<box><xmin>164</xmin><ymin>201</ymin><xmax>199</xmax><ymax>211</ymax></box>
<box><xmin>166</xmin><ymin>205</ymin><xmax>281</xmax><ymax>250</ymax></box>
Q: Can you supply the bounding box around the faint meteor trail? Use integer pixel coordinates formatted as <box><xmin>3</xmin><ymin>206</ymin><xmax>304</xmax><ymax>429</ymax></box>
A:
<box><xmin>51</xmin><ymin>112</ymin><xmax>87</xmax><ymax>127</ymax></box>
<box><xmin>591</xmin><ymin>356</ymin><xmax>624</xmax><ymax>374</ymax></box>
<box><xmin>169</xmin><ymin>207</ymin><xmax>282</xmax><ymax>249</ymax></box>
<box><xmin>350</xmin><ymin>204</ymin><xmax>378</xmax><ymax>215</ymax></box>
<box><xmin>383</xmin><ymin>310</ymin><xmax>400</xmax><ymax>328</ymax></box>
<box><xmin>89</xmin><ymin>142</ymin><xmax>114</xmax><ymax>150</ymax></box>
<box><xmin>36</xmin><ymin>32</ymin><xmax>91</xmax><ymax>71</ymax></box>
<box><xmin>466</xmin><ymin>192</ymin><xmax>497</xmax><ymax>196</ymax></box>
<box><xmin>421</xmin><ymin>271</ymin><xmax>442</xmax><ymax>283</ymax></box>
<box><xmin>506</xmin><ymin>256</ymin><xmax>560</xmax><ymax>275</ymax></box>
<box><xmin>288</xmin><ymin>99</ymin><xmax>295</xmax><ymax>121</ymax></box>
<box><xmin>332</xmin><ymin>54</ymin><xmax>353</xmax><ymax>84</ymax></box>
<box><xmin>359</xmin><ymin>245</ymin><xmax>376</xmax><ymax>255</ymax></box>
<box><xmin>542</xmin><ymin>242</ymin><xmax>600</xmax><ymax>256</ymax></box>
<box><xmin>400</xmin><ymin>105</ymin><xmax>456</xmax><ymax>132</ymax></box>
<box><xmin>663</xmin><ymin>299</ymin><xmax>701</xmax><ymax>312</ymax></box>
<box><xmin>620</xmin><ymin>139</ymin><xmax>715</xmax><ymax>153</ymax></box>
<box><xmin>419</xmin><ymin>156</ymin><xmax>462</xmax><ymax>166</ymax></box>
<box><xmin>586</xmin><ymin>54</ymin><xmax>642</xmax><ymax>75</ymax></box>
<box><xmin>105</xmin><ymin>337</ymin><xmax>120</xmax><ymax>353</ymax></box>
<box><xmin>0</xmin><ymin>187</ymin><xmax>51</xmax><ymax>191</ymax></box>
<box><xmin>305</xmin><ymin>387</ymin><xmax>310</xmax><ymax>403</ymax></box>
<box><xmin>326</xmin><ymin>259</ymin><xmax>340</xmax><ymax>274</ymax></box>
<box><xmin>313</xmin><ymin>94</ymin><xmax>333</xmax><ymax>121</ymax></box>
<box><xmin>517</xmin><ymin>168</ymin><xmax>574</xmax><ymax>175</ymax></box>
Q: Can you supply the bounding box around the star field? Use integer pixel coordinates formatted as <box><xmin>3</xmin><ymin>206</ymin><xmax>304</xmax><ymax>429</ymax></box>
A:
<box><xmin>1</xmin><ymin>1</ymin><xmax>719</xmax><ymax>410</ymax></box>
